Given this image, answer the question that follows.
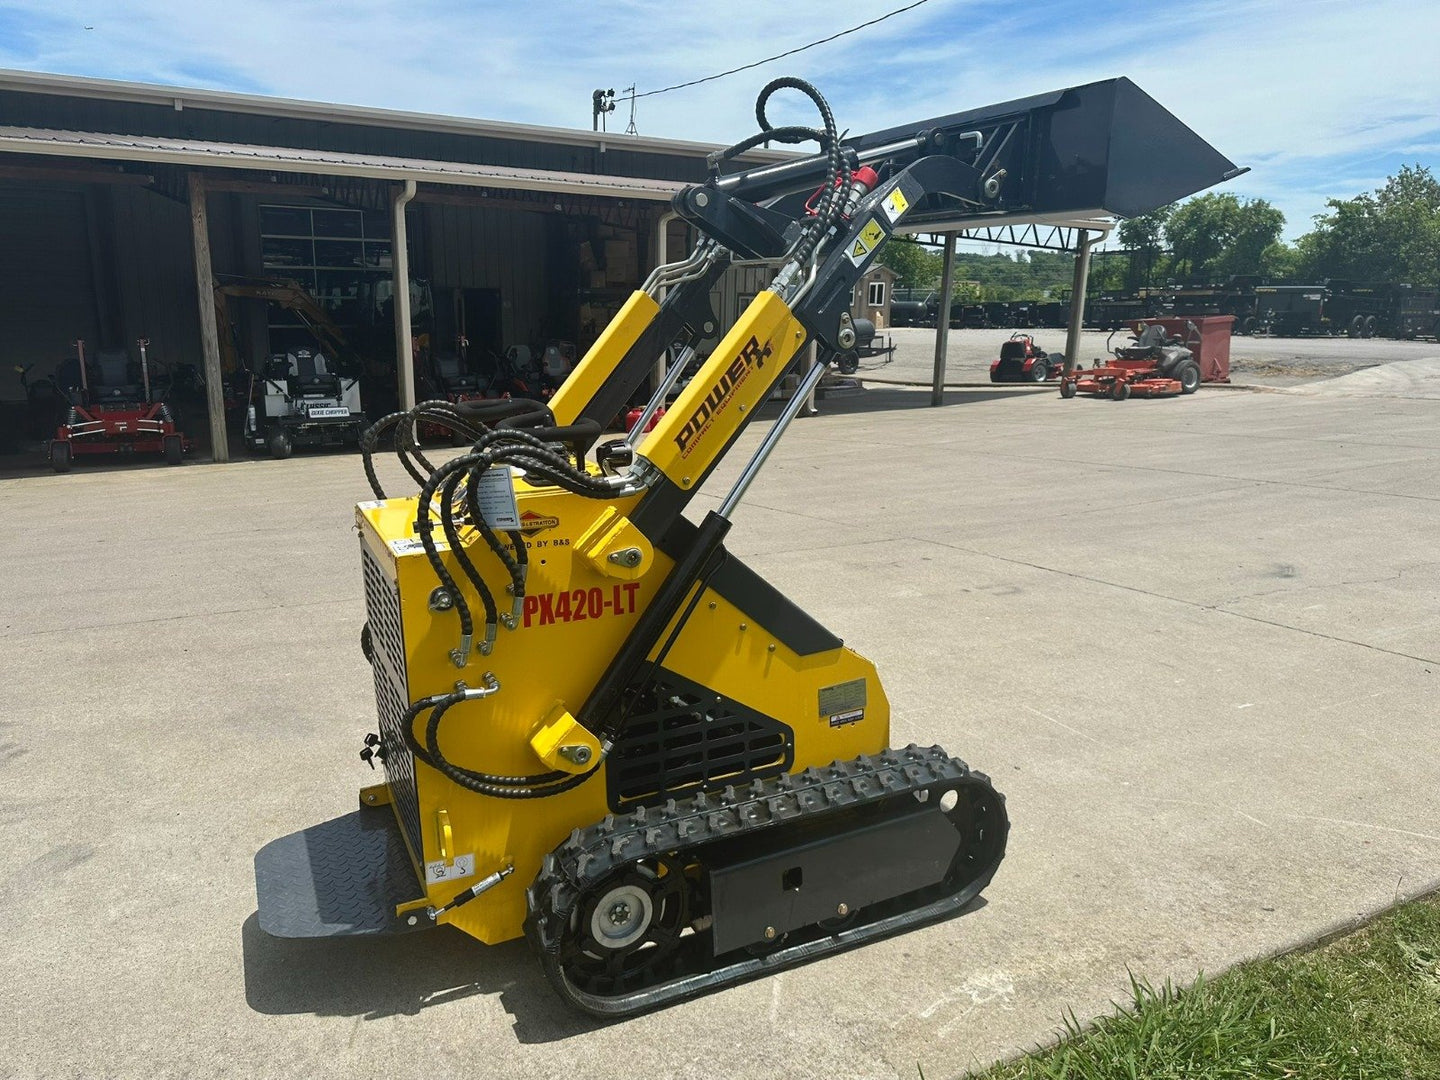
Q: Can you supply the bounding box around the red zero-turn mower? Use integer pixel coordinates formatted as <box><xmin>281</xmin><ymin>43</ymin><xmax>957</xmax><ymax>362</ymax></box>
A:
<box><xmin>46</xmin><ymin>339</ymin><xmax>189</xmax><ymax>472</ymax></box>
<box><xmin>990</xmin><ymin>333</ymin><xmax>1062</xmax><ymax>382</ymax></box>
<box><xmin>1059</xmin><ymin>322</ymin><xmax>1202</xmax><ymax>400</ymax></box>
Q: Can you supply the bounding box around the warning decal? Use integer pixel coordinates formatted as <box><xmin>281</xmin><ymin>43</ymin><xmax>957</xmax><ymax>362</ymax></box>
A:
<box><xmin>474</xmin><ymin>465</ymin><xmax>521</xmax><ymax>531</ymax></box>
<box><xmin>881</xmin><ymin>188</ymin><xmax>910</xmax><ymax>223</ymax></box>
<box><xmin>846</xmin><ymin>218</ymin><xmax>887</xmax><ymax>266</ymax></box>
<box><xmin>391</xmin><ymin>536</ymin><xmax>448</xmax><ymax>556</ymax></box>
<box><xmin>425</xmin><ymin>852</ymin><xmax>475</xmax><ymax>885</ymax></box>
<box><xmin>818</xmin><ymin>678</ymin><xmax>867</xmax><ymax>728</ymax></box>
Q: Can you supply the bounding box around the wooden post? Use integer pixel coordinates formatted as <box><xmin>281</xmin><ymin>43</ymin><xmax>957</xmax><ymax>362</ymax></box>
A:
<box><xmin>187</xmin><ymin>170</ymin><xmax>228</xmax><ymax>463</ymax></box>
<box><xmin>930</xmin><ymin>233</ymin><xmax>957</xmax><ymax>406</ymax></box>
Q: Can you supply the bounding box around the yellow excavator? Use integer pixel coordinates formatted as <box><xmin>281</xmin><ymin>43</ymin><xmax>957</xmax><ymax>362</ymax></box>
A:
<box><xmin>255</xmin><ymin>77</ymin><xmax>1238</xmax><ymax>1016</ymax></box>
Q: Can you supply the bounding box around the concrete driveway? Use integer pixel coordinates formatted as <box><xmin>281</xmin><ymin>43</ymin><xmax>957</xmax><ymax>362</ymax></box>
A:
<box><xmin>2</xmin><ymin>364</ymin><xmax>1437</xmax><ymax>1079</ymax></box>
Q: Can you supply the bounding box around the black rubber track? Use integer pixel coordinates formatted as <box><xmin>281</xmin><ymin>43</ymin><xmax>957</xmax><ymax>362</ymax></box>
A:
<box><xmin>523</xmin><ymin>745</ymin><xmax>1008</xmax><ymax>1017</ymax></box>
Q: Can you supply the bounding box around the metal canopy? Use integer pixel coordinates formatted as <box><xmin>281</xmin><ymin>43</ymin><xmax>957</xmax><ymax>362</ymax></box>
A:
<box><xmin>909</xmin><ymin>220</ymin><xmax>1114</xmax><ymax>254</ymax></box>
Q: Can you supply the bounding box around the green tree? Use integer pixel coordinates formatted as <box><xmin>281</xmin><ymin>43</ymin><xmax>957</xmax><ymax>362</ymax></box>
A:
<box><xmin>1118</xmin><ymin>206</ymin><xmax>1171</xmax><ymax>288</ymax></box>
<box><xmin>1215</xmin><ymin>199</ymin><xmax>1286</xmax><ymax>278</ymax></box>
<box><xmin>877</xmin><ymin>239</ymin><xmax>940</xmax><ymax>289</ymax></box>
<box><xmin>1297</xmin><ymin>165</ymin><xmax>1440</xmax><ymax>283</ymax></box>
<box><xmin>1165</xmin><ymin>194</ymin><xmax>1284</xmax><ymax>280</ymax></box>
<box><xmin>1259</xmin><ymin>241</ymin><xmax>1301</xmax><ymax>280</ymax></box>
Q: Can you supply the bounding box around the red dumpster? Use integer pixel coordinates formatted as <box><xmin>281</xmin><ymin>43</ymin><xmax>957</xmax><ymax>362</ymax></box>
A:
<box><xmin>1133</xmin><ymin>315</ymin><xmax>1233</xmax><ymax>383</ymax></box>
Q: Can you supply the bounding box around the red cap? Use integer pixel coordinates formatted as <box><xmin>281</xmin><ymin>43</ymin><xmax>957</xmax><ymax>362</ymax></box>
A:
<box><xmin>852</xmin><ymin>166</ymin><xmax>881</xmax><ymax>191</ymax></box>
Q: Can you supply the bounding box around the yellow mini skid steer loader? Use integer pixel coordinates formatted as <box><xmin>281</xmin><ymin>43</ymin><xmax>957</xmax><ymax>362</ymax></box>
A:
<box><xmin>255</xmin><ymin>76</ymin><xmax>1239</xmax><ymax>1016</ymax></box>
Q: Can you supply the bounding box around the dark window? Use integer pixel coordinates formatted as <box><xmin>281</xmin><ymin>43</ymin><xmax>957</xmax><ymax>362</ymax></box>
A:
<box><xmin>311</xmin><ymin>208</ymin><xmax>364</xmax><ymax>238</ymax></box>
<box><xmin>259</xmin><ymin>205</ymin><xmax>312</xmax><ymax>237</ymax></box>
<box><xmin>314</xmin><ymin>239</ymin><xmax>365</xmax><ymax>269</ymax></box>
<box><xmin>867</xmin><ymin>281</ymin><xmax>886</xmax><ymax>307</ymax></box>
<box><xmin>260</xmin><ymin>237</ymin><xmax>312</xmax><ymax>268</ymax></box>
<box><xmin>261</xmin><ymin>205</ymin><xmax>397</xmax><ymax>325</ymax></box>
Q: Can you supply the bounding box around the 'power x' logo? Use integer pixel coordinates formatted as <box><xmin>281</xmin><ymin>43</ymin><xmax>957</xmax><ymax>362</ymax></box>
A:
<box><xmin>738</xmin><ymin>336</ymin><xmax>772</xmax><ymax>370</ymax></box>
<box><xmin>674</xmin><ymin>335</ymin><xmax>773</xmax><ymax>457</ymax></box>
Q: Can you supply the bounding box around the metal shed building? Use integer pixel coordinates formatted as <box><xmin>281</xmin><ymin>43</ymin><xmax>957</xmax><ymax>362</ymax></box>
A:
<box><xmin>0</xmin><ymin>69</ymin><xmax>788</xmax><ymax>462</ymax></box>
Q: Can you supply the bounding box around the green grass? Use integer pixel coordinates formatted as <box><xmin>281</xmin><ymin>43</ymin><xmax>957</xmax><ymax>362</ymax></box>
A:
<box><xmin>971</xmin><ymin>894</ymin><xmax>1440</xmax><ymax>1080</ymax></box>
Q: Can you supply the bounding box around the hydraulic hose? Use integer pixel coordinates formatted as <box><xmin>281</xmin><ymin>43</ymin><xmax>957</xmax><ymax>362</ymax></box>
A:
<box><xmin>397</xmin><ymin>693</ymin><xmax>598</xmax><ymax>800</ymax></box>
<box><xmin>437</xmin><ymin>467</ymin><xmax>498</xmax><ymax>647</ymax></box>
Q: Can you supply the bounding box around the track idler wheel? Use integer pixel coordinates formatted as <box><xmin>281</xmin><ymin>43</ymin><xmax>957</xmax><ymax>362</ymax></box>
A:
<box><xmin>557</xmin><ymin>856</ymin><xmax>690</xmax><ymax>998</ymax></box>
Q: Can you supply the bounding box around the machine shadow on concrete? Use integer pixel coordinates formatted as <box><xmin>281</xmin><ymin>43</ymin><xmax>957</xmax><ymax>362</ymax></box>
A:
<box><xmin>241</xmin><ymin>895</ymin><xmax>987</xmax><ymax>1042</ymax></box>
<box><xmin>240</xmin><ymin>912</ymin><xmax>607</xmax><ymax>1044</ymax></box>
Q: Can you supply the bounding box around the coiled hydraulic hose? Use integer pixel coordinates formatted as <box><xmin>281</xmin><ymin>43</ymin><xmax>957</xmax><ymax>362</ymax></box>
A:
<box><xmin>707</xmin><ymin>77</ymin><xmax>846</xmax><ymax>270</ymax></box>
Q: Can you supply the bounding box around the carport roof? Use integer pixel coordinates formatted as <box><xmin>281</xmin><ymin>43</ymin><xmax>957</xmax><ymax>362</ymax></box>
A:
<box><xmin>0</xmin><ymin>125</ymin><xmax>687</xmax><ymax>201</ymax></box>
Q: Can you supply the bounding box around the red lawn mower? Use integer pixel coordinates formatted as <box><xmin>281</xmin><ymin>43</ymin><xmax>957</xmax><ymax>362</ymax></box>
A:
<box><xmin>40</xmin><ymin>339</ymin><xmax>190</xmax><ymax>472</ymax></box>
<box><xmin>1059</xmin><ymin>322</ymin><xmax>1202</xmax><ymax>401</ymax></box>
<box><xmin>990</xmin><ymin>333</ymin><xmax>1062</xmax><ymax>382</ymax></box>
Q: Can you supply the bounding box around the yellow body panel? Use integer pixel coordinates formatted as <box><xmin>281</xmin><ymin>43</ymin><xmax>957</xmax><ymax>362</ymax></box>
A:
<box><xmin>547</xmin><ymin>289</ymin><xmax>659</xmax><ymax>426</ymax></box>
<box><xmin>635</xmin><ymin>290</ymin><xmax>807</xmax><ymax>486</ymax></box>
<box><xmin>357</xmin><ymin>289</ymin><xmax>888</xmax><ymax>946</ymax></box>
<box><xmin>358</xmin><ymin>497</ymin><xmax>890</xmax><ymax>944</ymax></box>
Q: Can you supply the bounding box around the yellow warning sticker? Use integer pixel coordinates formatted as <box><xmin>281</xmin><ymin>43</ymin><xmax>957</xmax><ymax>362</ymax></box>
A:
<box><xmin>846</xmin><ymin>217</ymin><xmax>886</xmax><ymax>266</ymax></box>
<box><xmin>881</xmin><ymin>187</ymin><xmax>910</xmax><ymax>223</ymax></box>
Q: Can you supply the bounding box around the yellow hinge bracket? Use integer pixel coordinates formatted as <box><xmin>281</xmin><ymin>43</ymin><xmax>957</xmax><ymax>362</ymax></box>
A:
<box><xmin>574</xmin><ymin>506</ymin><xmax>652</xmax><ymax>580</ymax></box>
<box><xmin>530</xmin><ymin>701</ymin><xmax>602</xmax><ymax>774</ymax></box>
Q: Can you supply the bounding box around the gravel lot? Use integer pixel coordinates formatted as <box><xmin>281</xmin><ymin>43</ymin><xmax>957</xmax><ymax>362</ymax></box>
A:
<box><xmin>859</xmin><ymin>326</ymin><xmax>1440</xmax><ymax>388</ymax></box>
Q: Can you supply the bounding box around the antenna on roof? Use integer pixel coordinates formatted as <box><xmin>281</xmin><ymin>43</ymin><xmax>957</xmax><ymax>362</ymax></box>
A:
<box><xmin>623</xmin><ymin>86</ymin><xmax>638</xmax><ymax>136</ymax></box>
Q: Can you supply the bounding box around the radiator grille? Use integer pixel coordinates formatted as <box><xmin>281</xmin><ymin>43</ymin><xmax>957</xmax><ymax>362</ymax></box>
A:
<box><xmin>607</xmin><ymin>666</ymin><xmax>793</xmax><ymax>811</ymax></box>
<box><xmin>361</xmin><ymin>544</ymin><xmax>421</xmax><ymax>864</ymax></box>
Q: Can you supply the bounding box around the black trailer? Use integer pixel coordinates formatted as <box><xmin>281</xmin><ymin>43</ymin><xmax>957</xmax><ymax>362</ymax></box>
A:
<box><xmin>1253</xmin><ymin>285</ymin><xmax>1326</xmax><ymax>336</ymax></box>
<box><xmin>1393</xmin><ymin>285</ymin><xmax>1440</xmax><ymax>340</ymax></box>
<box><xmin>983</xmin><ymin>301</ymin><xmax>1016</xmax><ymax>328</ymax></box>
<box><xmin>1034</xmin><ymin>301</ymin><xmax>1070</xmax><ymax>328</ymax></box>
<box><xmin>1255</xmin><ymin>282</ymin><xmax>1395</xmax><ymax>337</ymax></box>
<box><xmin>1169</xmin><ymin>279</ymin><xmax>1259</xmax><ymax>333</ymax></box>
<box><xmin>1085</xmin><ymin>294</ymin><xmax>1157</xmax><ymax>329</ymax></box>
<box><xmin>960</xmin><ymin>304</ymin><xmax>989</xmax><ymax>328</ymax></box>
<box><xmin>1324</xmin><ymin>281</ymin><xmax>1395</xmax><ymax>338</ymax></box>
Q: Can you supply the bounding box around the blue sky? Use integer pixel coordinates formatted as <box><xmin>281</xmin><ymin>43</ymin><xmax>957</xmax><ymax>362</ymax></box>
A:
<box><xmin>2</xmin><ymin>0</ymin><xmax>1437</xmax><ymax>244</ymax></box>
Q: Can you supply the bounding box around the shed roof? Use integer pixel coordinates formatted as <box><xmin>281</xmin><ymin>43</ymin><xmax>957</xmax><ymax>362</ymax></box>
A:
<box><xmin>0</xmin><ymin>68</ymin><xmax>790</xmax><ymax>163</ymax></box>
<box><xmin>0</xmin><ymin>125</ymin><xmax>687</xmax><ymax>201</ymax></box>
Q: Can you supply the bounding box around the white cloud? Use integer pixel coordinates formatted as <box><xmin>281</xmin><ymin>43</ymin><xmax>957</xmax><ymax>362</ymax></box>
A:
<box><xmin>2</xmin><ymin>0</ymin><xmax>1438</xmax><ymax>240</ymax></box>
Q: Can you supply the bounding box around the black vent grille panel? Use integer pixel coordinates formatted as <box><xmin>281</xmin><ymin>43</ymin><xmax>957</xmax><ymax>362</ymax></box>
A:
<box><xmin>361</xmin><ymin>544</ymin><xmax>421</xmax><ymax>864</ymax></box>
<box><xmin>607</xmin><ymin>666</ymin><xmax>793</xmax><ymax>812</ymax></box>
<box><xmin>362</xmin><ymin>547</ymin><xmax>405</xmax><ymax>674</ymax></box>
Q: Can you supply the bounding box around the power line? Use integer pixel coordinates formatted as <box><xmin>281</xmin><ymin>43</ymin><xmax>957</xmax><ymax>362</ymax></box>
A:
<box><xmin>632</xmin><ymin>0</ymin><xmax>933</xmax><ymax>100</ymax></box>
